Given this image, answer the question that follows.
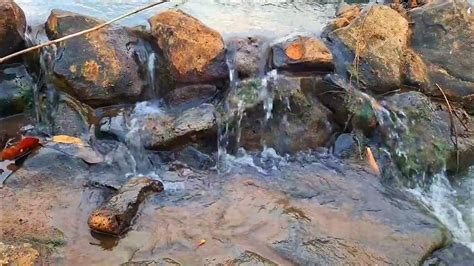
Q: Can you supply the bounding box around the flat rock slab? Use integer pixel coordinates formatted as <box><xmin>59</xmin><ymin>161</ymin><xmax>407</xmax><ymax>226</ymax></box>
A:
<box><xmin>0</xmin><ymin>150</ymin><xmax>448</xmax><ymax>264</ymax></box>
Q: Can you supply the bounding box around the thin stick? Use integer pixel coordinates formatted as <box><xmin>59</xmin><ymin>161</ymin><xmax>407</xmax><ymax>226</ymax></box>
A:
<box><xmin>435</xmin><ymin>83</ymin><xmax>459</xmax><ymax>173</ymax></box>
<box><xmin>0</xmin><ymin>0</ymin><xmax>168</xmax><ymax>64</ymax></box>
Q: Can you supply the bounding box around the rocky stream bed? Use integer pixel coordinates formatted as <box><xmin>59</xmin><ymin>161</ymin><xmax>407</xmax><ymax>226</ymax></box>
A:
<box><xmin>0</xmin><ymin>0</ymin><xmax>473</xmax><ymax>265</ymax></box>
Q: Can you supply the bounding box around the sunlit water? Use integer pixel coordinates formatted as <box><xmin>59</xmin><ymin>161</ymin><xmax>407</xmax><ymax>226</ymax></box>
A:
<box><xmin>16</xmin><ymin>0</ymin><xmax>342</xmax><ymax>37</ymax></box>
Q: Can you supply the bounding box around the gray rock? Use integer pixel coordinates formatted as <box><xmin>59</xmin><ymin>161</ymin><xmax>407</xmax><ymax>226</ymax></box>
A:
<box><xmin>175</xmin><ymin>146</ymin><xmax>215</xmax><ymax>170</ymax></box>
<box><xmin>409</xmin><ymin>0</ymin><xmax>474</xmax><ymax>112</ymax></box>
<box><xmin>52</xmin><ymin>94</ymin><xmax>92</xmax><ymax>137</ymax></box>
<box><xmin>166</xmin><ymin>84</ymin><xmax>217</xmax><ymax>107</ymax></box>
<box><xmin>0</xmin><ymin>64</ymin><xmax>34</xmax><ymax>118</ymax></box>
<box><xmin>333</xmin><ymin>133</ymin><xmax>356</xmax><ymax>158</ymax></box>
<box><xmin>0</xmin><ymin>1</ymin><xmax>26</xmax><ymax>59</ymax></box>
<box><xmin>227</xmin><ymin>36</ymin><xmax>268</xmax><ymax>78</ymax></box>
<box><xmin>423</xmin><ymin>243</ymin><xmax>474</xmax><ymax>266</ymax></box>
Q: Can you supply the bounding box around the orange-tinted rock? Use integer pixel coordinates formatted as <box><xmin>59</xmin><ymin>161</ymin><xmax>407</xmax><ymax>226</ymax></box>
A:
<box><xmin>148</xmin><ymin>10</ymin><xmax>228</xmax><ymax>85</ymax></box>
<box><xmin>0</xmin><ymin>0</ymin><xmax>26</xmax><ymax>59</ymax></box>
<box><xmin>271</xmin><ymin>34</ymin><xmax>334</xmax><ymax>72</ymax></box>
<box><xmin>45</xmin><ymin>10</ymin><xmax>155</xmax><ymax>107</ymax></box>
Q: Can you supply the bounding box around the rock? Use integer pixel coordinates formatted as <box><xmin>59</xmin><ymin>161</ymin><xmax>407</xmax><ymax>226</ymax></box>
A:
<box><xmin>409</xmin><ymin>0</ymin><xmax>474</xmax><ymax>112</ymax></box>
<box><xmin>0</xmin><ymin>242</ymin><xmax>39</xmax><ymax>265</ymax></box>
<box><xmin>167</xmin><ymin>84</ymin><xmax>217</xmax><ymax>107</ymax></box>
<box><xmin>322</xmin><ymin>4</ymin><xmax>361</xmax><ymax>38</ymax></box>
<box><xmin>227</xmin><ymin>74</ymin><xmax>337</xmax><ymax>154</ymax></box>
<box><xmin>423</xmin><ymin>243</ymin><xmax>474</xmax><ymax>266</ymax></box>
<box><xmin>333</xmin><ymin>133</ymin><xmax>357</xmax><ymax>158</ymax></box>
<box><xmin>378</xmin><ymin>91</ymin><xmax>474</xmax><ymax>184</ymax></box>
<box><xmin>0</xmin><ymin>0</ymin><xmax>26</xmax><ymax>59</ymax></box>
<box><xmin>271</xmin><ymin>34</ymin><xmax>334</xmax><ymax>72</ymax></box>
<box><xmin>227</xmin><ymin>36</ymin><xmax>268</xmax><ymax>78</ymax></box>
<box><xmin>149</xmin><ymin>10</ymin><xmax>228</xmax><ymax>85</ymax></box>
<box><xmin>224</xmin><ymin>250</ymin><xmax>278</xmax><ymax>266</ymax></box>
<box><xmin>327</xmin><ymin>5</ymin><xmax>410</xmax><ymax>92</ymax></box>
<box><xmin>0</xmin><ymin>64</ymin><xmax>34</xmax><ymax>118</ymax></box>
<box><xmin>52</xmin><ymin>94</ymin><xmax>93</xmax><ymax>137</ymax></box>
<box><xmin>45</xmin><ymin>10</ymin><xmax>155</xmax><ymax>107</ymax></box>
<box><xmin>88</xmin><ymin>176</ymin><xmax>164</xmax><ymax>236</ymax></box>
<box><xmin>175</xmin><ymin>146</ymin><xmax>215</xmax><ymax>170</ymax></box>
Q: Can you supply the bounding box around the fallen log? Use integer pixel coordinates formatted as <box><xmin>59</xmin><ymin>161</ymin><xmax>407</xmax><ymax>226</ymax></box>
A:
<box><xmin>88</xmin><ymin>176</ymin><xmax>163</xmax><ymax>236</ymax></box>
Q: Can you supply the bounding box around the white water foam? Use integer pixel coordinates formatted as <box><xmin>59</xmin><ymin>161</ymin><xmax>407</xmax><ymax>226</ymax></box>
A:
<box><xmin>409</xmin><ymin>173</ymin><xmax>474</xmax><ymax>251</ymax></box>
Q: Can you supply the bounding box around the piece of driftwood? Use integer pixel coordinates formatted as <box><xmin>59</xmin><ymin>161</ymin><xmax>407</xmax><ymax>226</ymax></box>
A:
<box><xmin>88</xmin><ymin>176</ymin><xmax>164</xmax><ymax>236</ymax></box>
<box><xmin>0</xmin><ymin>0</ymin><xmax>168</xmax><ymax>64</ymax></box>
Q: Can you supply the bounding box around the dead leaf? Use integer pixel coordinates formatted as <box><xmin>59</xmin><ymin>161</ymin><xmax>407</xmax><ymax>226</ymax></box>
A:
<box><xmin>366</xmin><ymin>147</ymin><xmax>381</xmax><ymax>176</ymax></box>
<box><xmin>52</xmin><ymin>135</ymin><xmax>84</xmax><ymax>146</ymax></box>
<box><xmin>197</xmin><ymin>239</ymin><xmax>206</xmax><ymax>247</ymax></box>
<box><xmin>285</xmin><ymin>43</ymin><xmax>304</xmax><ymax>60</ymax></box>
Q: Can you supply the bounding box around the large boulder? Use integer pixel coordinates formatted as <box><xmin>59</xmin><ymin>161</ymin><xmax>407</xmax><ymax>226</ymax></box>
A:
<box><xmin>45</xmin><ymin>10</ymin><xmax>155</xmax><ymax>107</ymax></box>
<box><xmin>0</xmin><ymin>0</ymin><xmax>26</xmax><ymax>59</ymax></box>
<box><xmin>0</xmin><ymin>64</ymin><xmax>34</xmax><ymax>118</ymax></box>
<box><xmin>271</xmin><ymin>34</ymin><xmax>334</xmax><ymax>72</ymax></box>
<box><xmin>327</xmin><ymin>5</ymin><xmax>411</xmax><ymax>92</ymax></box>
<box><xmin>409</xmin><ymin>0</ymin><xmax>474</xmax><ymax>113</ymax></box>
<box><xmin>148</xmin><ymin>10</ymin><xmax>228</xmax><ymax>85</ymax></box>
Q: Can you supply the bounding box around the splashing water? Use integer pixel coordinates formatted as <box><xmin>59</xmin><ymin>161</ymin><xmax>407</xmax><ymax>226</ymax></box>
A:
<box><xmin>409</xmin><ymin>173</ymin><xmax>474</xmax><ymax>251</ymax></box>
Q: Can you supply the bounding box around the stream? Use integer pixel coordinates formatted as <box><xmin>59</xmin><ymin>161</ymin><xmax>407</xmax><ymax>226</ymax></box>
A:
<box><xmin>0</xmin><ymin>0</ymin><xmax>473</xmax><ymax>264</ymax></box>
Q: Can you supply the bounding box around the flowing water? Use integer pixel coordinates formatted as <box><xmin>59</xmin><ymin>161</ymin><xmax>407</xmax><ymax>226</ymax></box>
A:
<box><xmin>3</xmin><ymin>0</ymin><xmax>473</xmax><ymax>257</ymax></box>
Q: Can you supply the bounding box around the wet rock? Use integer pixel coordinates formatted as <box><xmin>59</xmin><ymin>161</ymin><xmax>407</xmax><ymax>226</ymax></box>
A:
<box><xmin>227</xmin><ymin>36</ymin><xmax>268</xmax><ymax>78</ymax></box>
<box><xmin>225</xmin><ymin>250</ymin><xmax>278</xmax><ymax>266</ymax></box>
<box><xmin>409</xmin><ymin>0</ymin><xmax>474</xmax><ymax>112</ymax></box>
<box><xmin>88</xmin><ymin>176</ymin><xmax>164</xmax><ymax>236</ymax></box>
<box><xmin>379</xmin><ymin>91</ymin><xmax>474</xmax><ymax>184</ymax></box>
<box><xmin>149</xmin><ymin>10</ymin><xmax>228</xmax><ymax>85</ymax></box>
<box><xmin>167</xmin><ymin>84</ymin><xmax>217</xmax><ymax>107</ymax></box>
<box><xmin>45</xmin><ymin>10</ymin><xmax>153</xmax><ymax>107</ymax></box>
<box><xmin>143</xmin><ymin>103</ymin><xmax>217</xmax><ymax>149</ymax></box>
<box><xmin>0</xmin><ymin>64</ymin><xmax>34</xmax><ymax>118</ymax></box>
<box><xmin>52</xmin><ymin>94</ymin><xmax>93</xmax><ymax>137</ymax></box>
<box><xmin>271</xmin><ymin>34</ymin><xmax>333</xmax><ymax>72</ymax></box>
<box><xmin>333</xmin><ymin>133</ymin><xmax>357</xmax><ymax>158</ymax></box>
<box><xmin>0</xmin><ymin>0</ymin><xmax>26</xmax><ymax>59</ymax></box>
<box><xmin>327</xmin><ymin>5</ymin><xmax>410</xmax><ymax>92</ymax></box>
<box><xmin>228</xmin><ymin>75</ymin><xmax>337</xmax><ymax>154</ymax></box>
<box><xmin>175</xmin><ymin>146</ymin><xmax>215</xmax><ymax>170</ymax></box>
<box><xmin>0</xmin><ymin>242</ymin><xmax>39</xmax><ymax>265</ymax></box>
<box><xmin>423</xmin><ymin>243</ymin><xmax>474</xmax><ymax>266</ymax></box>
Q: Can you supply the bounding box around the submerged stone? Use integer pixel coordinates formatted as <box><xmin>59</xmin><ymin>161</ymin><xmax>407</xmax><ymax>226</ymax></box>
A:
<box><xmin>0</xmin><ymin>0</ymin><xmax>26</xmax><ymax>60</ymax></box>
<box><xmin>148</xmin><ymin>10</ymin><xmax>228</xmax><ymax>85</ymax></box>
<box><xmin>45</xmin><ymin>10</ymin><xmax>155</xmax><ymax>107</ymax></box>
<box><xmin>52</xmin><ymin>93</ymin><xmax>93</xmax><ymax>137</ymax></box>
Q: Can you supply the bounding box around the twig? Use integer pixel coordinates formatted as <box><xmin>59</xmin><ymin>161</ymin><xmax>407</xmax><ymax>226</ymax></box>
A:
<box><xmin>435</xmin><ymin>83</ymin><xmax>459</xmax><ymax>173</ymax></box>
<box><xmin>0</xmin><ymin>0</ymin><xmax>169</xmax><ymax>64</ymax></box>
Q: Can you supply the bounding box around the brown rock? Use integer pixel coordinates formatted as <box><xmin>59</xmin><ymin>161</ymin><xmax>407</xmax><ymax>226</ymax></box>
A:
<box><xmin>227</xmin><ymin>36</ymin><xmax>268</xmax><ymax>78</ymax></box>
<box><xmin>167</xmin><ymin>84</ymin><xmax>217</xmax><ymax>107</ymax></box>
<box><xmin>45</xmin><ymin>10</ymin><xmax>154</xmax><ymax>107</ymax></box>
<box><xmin>0</xmin><ymin>0</ymin><xmax>26</xmax><ymax>59</ymax></box>
<box><xmin>271</xmin><ymin>34</ymin><xmax>334</xmax><ymax>72</ymax></box>
<box><xmin>328</xmin><ymin>5</ymin><xmax>409</xmax><ymax>92</ymax></box>
<box><xmin>149</xmin><ymin>10</ymin><xmax>228</xmax><ymax>85</ymax></box>
<box><xmin>88</xmin><ymin>176</ymin><xmax>164</xmax><ymax>236</ymax></box>
<box><xmin>0</xmin><ymin>242</ymin><xmax>39</xmax><ymax>266</ymax></box>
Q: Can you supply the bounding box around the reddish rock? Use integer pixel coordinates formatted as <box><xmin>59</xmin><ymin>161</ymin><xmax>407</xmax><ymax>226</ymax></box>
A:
<box><xmin>271</xmin><ymin>34</ymin><xmax>334</xmax><ymax>72</ymax></box>
<box><xmin>0</xmin><ymin>0</ymin><xmax>26</xmax><ymax>59</ymax></box>
<box><xmin>227</xmin><ymin>36</ymin><xmax>268</xmax><ymax>78</ymax></box>
<box><xmin>148</xmin><ymin>10</ymin><xmax>228</xmax><ymax>85</ymax></box>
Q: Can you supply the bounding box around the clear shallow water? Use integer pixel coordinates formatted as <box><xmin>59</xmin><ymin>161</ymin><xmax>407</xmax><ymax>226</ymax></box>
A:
<box><xmin>16</xmin><ymin>0</ymin><xmax>340</xmax><ymax>37</ymax></box>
